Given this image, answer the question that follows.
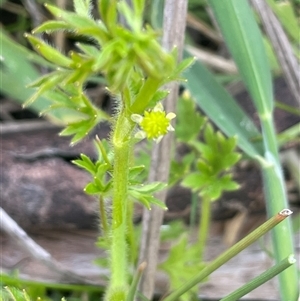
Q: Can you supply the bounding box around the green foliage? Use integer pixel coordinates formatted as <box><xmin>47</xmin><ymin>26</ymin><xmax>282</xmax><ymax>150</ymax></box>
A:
<box><xmin>159</xmin><ymin>94</ymin><xmax>241</xmax><ymax>299</ymax></box>
<box><xmin>175</xmin><ymin>95</ymin><xmax>206</xmax><ymax>143</ymax></box>
<box><xmin>24</xmin><ymin>0</ymin><xmax>193</xmax><ymax>146</ymax></box>
<box><xmin>159</xmin><ymin>235</ymin><xmax>206</xmax><ymax>301</ymax></box>
<box><xmin>173</xmin><ymin>95</ymin><xmax>241</xmax><ymax>201</ymax></box>
<box><xmin>160</xmin><ymin>220</ymin><xmax>188</xmax><ymax>242</ymax></box>
<box><xmin>201</xmin><ymin>0</ymin><xmax>298</xmax><ymax>299</ymax></box>
<box><xmin>74</xmin><ymin>0</ymin><xmax>93</xmax><ymax>17</ymax></box>
<box><xmin>24</xmin><ymin>30</ymin><xmax>110</xmax><ymax>144</ymax></box>
<box><xmin>72</xmin><ymin>146</ymin><xmax>113</xmax><ymax>196</ymax></box>
<box><xmin>1</xmin><ymin>287</ymin><xmax>31</xmax><ymax>301</ymax></box>
<box><xmin>0</xmin><ymin>30</ymin><xmax>67</xmax><ymax>123</ymax></box>
<box><xmin>22</xmin><ymin>2</ymin><xmax>192</xmax><ymax>298</ymax></box>
<box><xmin>72</xmin><ymin>137</ymin><xmax>167</xmax><ymax>210</ymax></box>
<box><xmin>168</xmin><ymin>95</ymin><xmax>204</xmax><ymax>186</ymax></box>
<box><xmin>182</xmin><ymin>124</ymin><xmax>240</xmax><ymax>200</ymax></box>
<box><xmin>1</xmin><ymin>271</ymin><xmax>104</xmax><ymax>300</ymax></box>
<box><xmin>128</xmin><ymin>182</ymin><xmax>167</xmax><ymax>210</ymax></box>
<box><xmin>24</xmin><ymin>34</ymin><xmax>72</xmax><ymax>68</ymax></box>
<box><xmin>72</xmin><ymin>137</ymin><xmax>113</xmax><ymax>198</ymax></box>
<box><xmin>0</xmin><ymin>287</ymin><xmax>55</xmax><ymax>301</ymax></box>
<box><xmin>169</xmin><ymin>152</ymin><xmax>195</xmax><ymax>186</ymax></box>
<box><xmin>183</xmin><ymin>50</ymin><xmax>264</xmax><ymax>159</ymax></box>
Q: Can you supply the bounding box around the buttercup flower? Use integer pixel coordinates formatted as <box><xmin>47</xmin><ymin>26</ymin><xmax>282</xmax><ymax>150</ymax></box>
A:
<box><xmin>131</xmin><ymin>103</ymin><xmax>176</xmax><ymax>143</ymax></box>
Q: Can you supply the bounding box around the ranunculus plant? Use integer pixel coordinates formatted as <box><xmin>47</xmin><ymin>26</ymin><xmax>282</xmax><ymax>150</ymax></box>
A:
<box><xmin>24</xmin><ymin>0</ymin><xmax>193</xmax><ymax>299</ymax></box>
<box><xmin>21</xmin><ymin>0</ymin><xmax>296</xmax><ymax>300</ymax></box>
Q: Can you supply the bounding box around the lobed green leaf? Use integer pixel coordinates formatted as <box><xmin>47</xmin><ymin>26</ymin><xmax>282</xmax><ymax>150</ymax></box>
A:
<box><xmin>76</xmin><ymin>42</ymin><xmax>99</xmax><ymax>57</ymax></box>
<box><xmin>144</xmin><ymin>195</ymin><xmax>167</xmax><ymax>210</ymax></box>
<box><xmin>74</xmin><ymin>0</ymin><xmax>93</xmax><ymax>17</ymax></box>
<box><xmin>98</xmin><ymin>0</ymin><xmax>117</xmax><ymax>33</ymax></box>
<box><xmin>200</xmin><ymin>174</ymin><xmax>240</xmax><ymax>201</ymax></box>
<box><xmin>147</xmin><ymin>90</ymin><xmax>170</xmax><ymax>108</ymax></box>
<box><xmin>128</xmin><ymin>165</ymin><xmax>145</xmax><ymax>180</ymax></box>
<box><xmin>84</xmin><ymin>182</ymin><xmax>100</xmax><ymax>194</ymax></box>
<box><xmin>32</xmin><ymin>21</ymin><xmax>73</xmax><ymax>34</ymax></box>
<box><xmin>72</xmin><ymin>153</ymin><xmax>96</xmax><ymax>174</ymax></box>
<box><xmin>26</xmin><ymin>71</ymin><xmax>65</xmax><ymax>88</ymax></box>
<box><xmin>25</xmin><ymin>34</ymin><xmax>72</xmax><ymax>68</ymax></box>
<box><xmin>45</xmin><ymin>89</ymin><xmax>79</xmax><ymax>110</ymax></box>
<box><xmin>23</xmin><ymin>73</ymin><xmax>67</xmax><ymax>107</ymax></box>
<box><xmin>59</xmin><ymin>116</ymin><xmax>99</xmax><ymax>145</ymax></box>
<box><xmin>3</xmin><ymin>287</ymin><xmax>32</xmax><ymax>301</ymax></box>
<box><xmin>172</xmin><ymin>56</ymin><xmax>195</xmax><ymax>79</ymax></box>
<box><xmin>132</xmin><ymin>0</ymin><xmax>145</xmax><ymax>21</ymax></box>
<box><xmin>159</xmin><ymin>235</ymin><xmax>206</xmax><ymax>301</ymax></box>
<box><xmin>169</xmin><ymin>153</ymin><xmax>195</xmax><ymax>186</ymax></box>
<box><xmin>128</xmin><ymin>190</ymin><xmax>167</xmax><ymax>210</ymax></box>
<box><xmin>175</xmin><ymin>96</ymin><xmax>206</xmax><ymax>143</ymax></box>
<box><xmin>181</xmin><ymin>173</ymin><xmax>203</xmax><ymax>191</ymax></box>
<box><xmin>133</xmin><ymin>182</ymin><xmax>166</xmax><ymax>194</ymax></box>
<box><xmin>118</xmin><ymin>1</ymin><xmax>141</xmax><ymax>32</ymax></box>
<box><xmin>45</xmin><ymin>3</ymin><xmax>96</xmax><ymax>29</ymax></box>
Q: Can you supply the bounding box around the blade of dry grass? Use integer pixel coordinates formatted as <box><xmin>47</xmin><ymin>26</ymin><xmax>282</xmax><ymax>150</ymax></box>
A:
<box><xmin>251</xmin><ymin>0</ymin><xmax>300</xmax><ymax>104</ymax></box>
<box><xmin>137</xmin><ymin>0</ymin><xmax>188</xmax><ymax>299</ymax></box>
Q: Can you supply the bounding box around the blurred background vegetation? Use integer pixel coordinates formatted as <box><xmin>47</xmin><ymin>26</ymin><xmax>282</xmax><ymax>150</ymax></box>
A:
<box><xmin>1</xmin><ymin>0</ymin><xmax>299</xmax><ymax>300</ymax></box>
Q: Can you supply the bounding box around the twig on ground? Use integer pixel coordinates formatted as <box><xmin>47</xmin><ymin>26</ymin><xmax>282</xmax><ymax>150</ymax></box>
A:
<box><xmin>250</xmin><ymin>0</ymin><xmax>300</xmax><ymax>104</ymax></box>
<box><xmin>186</xmin><ymin>13</ymin><xmax>222</xmax><ymax>44</ymax></box>
<box><xmin>186</xmin><ymin>45</ymin><xmax>237</xmax><ymax>74</ymax></box>
<box><xmin>0</xmin><ymin>207</ymin><xmax>98</xmax><ymax>285</ymax></box>
<box><xmin>1</xmin><ymin>120</ymin><xmax>59</xmax><ymax>134</ymax></box>
<box><xmin>54</xmin><ymin>0</ymin><xmax>67</xmax><ymax>51</ymax></box>
<box><xmin>137</xmin><ymin>0</ymin><xmax>188</xmax><ymax>299</ymax></box>
<box><xmin>21</xmin><ymin>0</ymin><xmax>44</xmax><ymax>30</ymax></box>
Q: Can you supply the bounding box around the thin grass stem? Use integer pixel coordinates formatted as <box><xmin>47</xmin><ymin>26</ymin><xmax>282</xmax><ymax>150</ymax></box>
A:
<box><xmin>162</xmin><ymin>209</ymin><xmax>293</xmax><ymax>301</ymax></box>
<box><xmin>260</xmin><ymin>115</ymin><xmax>298</xmax><ymax>300</ymax></box>
<box><xmin>126</xmin><ymin>262</ymin><xmax>147</xmax><ymax>301</ymax></box>
<box><xmin>220</xmin><ymin>254</ymin><xmax>296</xmax><ymax>301</ymax></box>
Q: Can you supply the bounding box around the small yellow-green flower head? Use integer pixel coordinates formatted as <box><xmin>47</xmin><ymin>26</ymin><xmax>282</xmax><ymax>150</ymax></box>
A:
<box><xmin>131</xmin><ymin>103</ymin><xmax>176</xmax><ymax>143</ymax></box>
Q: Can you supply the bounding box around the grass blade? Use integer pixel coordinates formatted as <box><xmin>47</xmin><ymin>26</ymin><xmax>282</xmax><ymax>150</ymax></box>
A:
<box><xmin>208</xmin><ymin>0</ymin><xmax>273</xmax><ymax>115</ymax></box>
<box><xmin>183</xmin><ymin>51</ymin><xmax>263</xmax><ymax>159</ymax></box>
<box><xmin>207</xmin><ymin>1</ymin><xmax>298</xmax><ymax>299</ymax></box>
<box><xmin>220</xmin><ymin>254</ymin><xmax>296</xmax><ymax>301</ymax></box>
<box><xmin>163</xmin><ymin>209</ymin><xmax>293</xmax><ymax>301</ymax></box>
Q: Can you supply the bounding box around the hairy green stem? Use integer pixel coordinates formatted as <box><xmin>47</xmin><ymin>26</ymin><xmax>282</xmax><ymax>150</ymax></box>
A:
<box><xmin>198</xmin><ymin>195</ymin><xmax>210</xmax><ymax>262</ymax></box>
<box><xmin>110</xmin><ymin>142</ymin><xmax>129</xmax><ymax>288</ymax></box>
<box><xmin>129</xmin><ymin>77</ymin><xmax>161</xmax><ymax>114</ymax></box>
<box><xmin>106</xmin><ymin>111</ymin><xmax>135</xmax><ymax>300</ymax></box>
